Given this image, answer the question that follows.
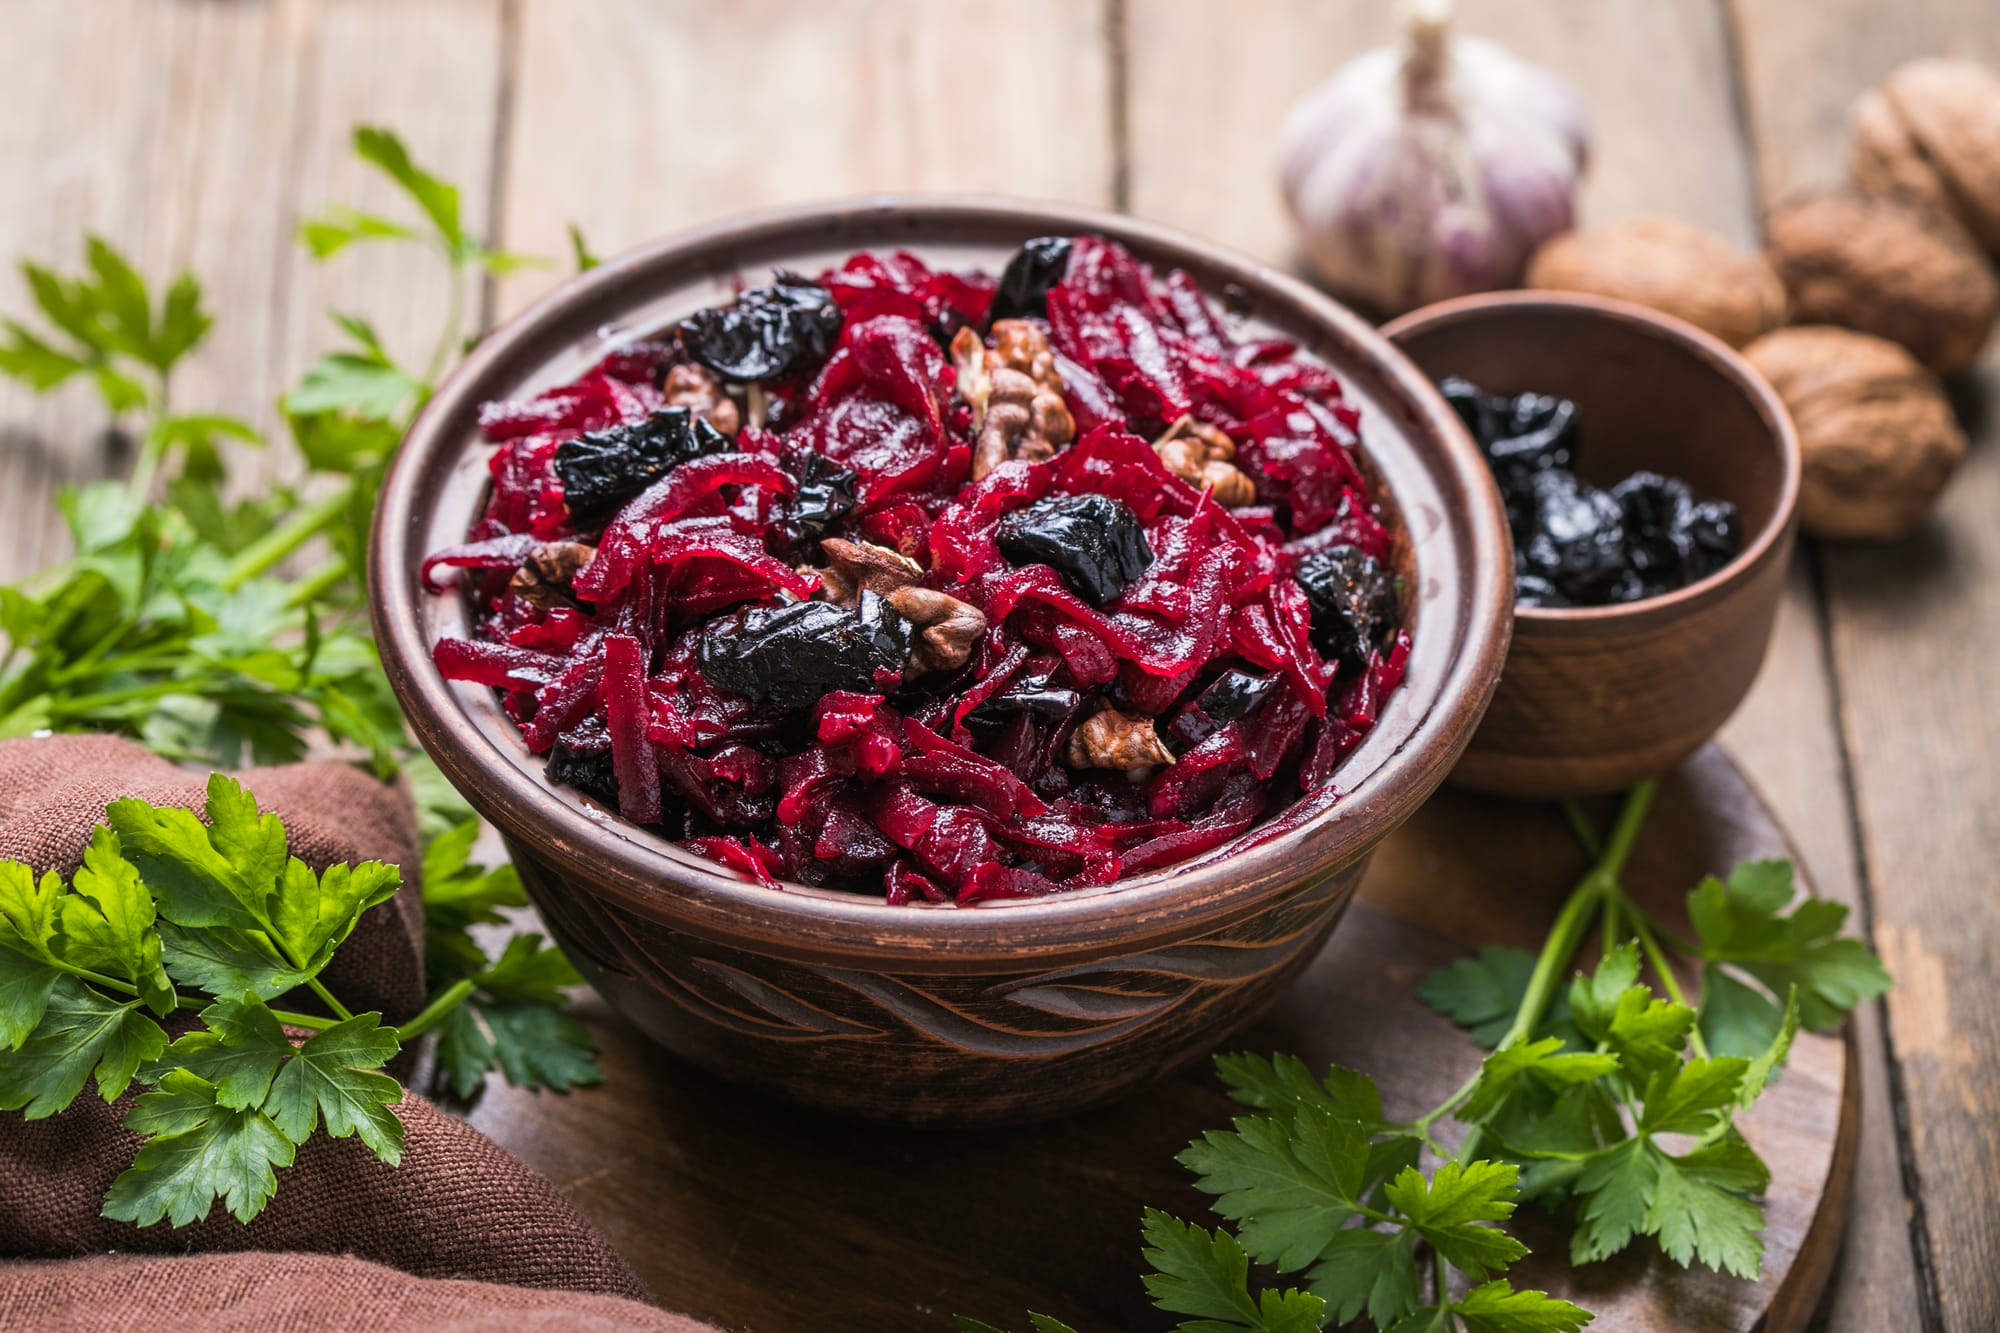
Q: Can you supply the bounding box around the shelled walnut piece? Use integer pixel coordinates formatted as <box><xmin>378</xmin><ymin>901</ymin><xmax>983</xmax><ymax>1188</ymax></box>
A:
<box><xmin>1523</xmin><ymin>216</ymin><xmax>1786</xmax><ymax>348</ymax></box>
<box><xmin>508</xmin><ymin>541</ymin><xmax>595</xmax><ymax>607</ymax></box>
<box><xmin>1151</xmin><ymin>415</ymin><xmax>1256</xmax><ymax>506</ymax></box>
<box><xmin>1763</xmin><ymin>188</ymin><xmax>1996</xmax><ymax>375</ymax></box>
<box><xmin>1849</xmin><ymin>57</ymin><xmax>2000</xmax><ymax>253</ymax></box>
<box><xmin>1066</xmin><ymin>706</ymin><xmax>1176</xmax><ymax>771</ymax></box>
<box><xmin>659</xmin><ymin>362</ymin><xmax>740</xmax><ymax>436</ymax></box>
<box><xmin>955</xmin><ymin>320</ymin><xmax>1076</xmax><ymax>479</ymax></box>
<box><xmin>1745</xmin><ymin>326</ymin><xmax>1966</xmax><ymax>542</ymax></box>
<box><xmin>812</xmin><ymin>537</ymin><xmax>986</xmax><ymax>672</ymax></box>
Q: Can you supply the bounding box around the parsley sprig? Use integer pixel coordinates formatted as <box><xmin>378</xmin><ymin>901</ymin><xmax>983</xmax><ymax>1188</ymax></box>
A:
<box><xmin>0</xmin><ymin>126</ymin><xmax>597</xmax><ymax>1101</ymax></box>
<box><xmin>0</xmin><ymin>774</ymin><xmax>495</xmax><ymax>1226</ymax></box>
<box><xmin>968</xmin><ymin>780</ymin><xmax>1890</xmax><ymax>1332</ymax></box>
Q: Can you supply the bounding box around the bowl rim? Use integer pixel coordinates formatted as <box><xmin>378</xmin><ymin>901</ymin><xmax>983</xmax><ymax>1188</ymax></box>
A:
<box><xmin>370</xmin><ymin>194</ymin><xmax>1514</xmax><ymax>965</ymax></box>
<box><xmin>1380</xmin><ymin>289</ymin><xmax>1802</xmax><ymax>636</ymax></box>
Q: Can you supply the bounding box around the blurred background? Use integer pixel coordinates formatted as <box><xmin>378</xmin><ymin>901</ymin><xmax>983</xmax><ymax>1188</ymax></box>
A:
<box><xmin>0</xmin><ymin>3</ymin><xmax>1993</xmax><ymax>1330</ymax></box>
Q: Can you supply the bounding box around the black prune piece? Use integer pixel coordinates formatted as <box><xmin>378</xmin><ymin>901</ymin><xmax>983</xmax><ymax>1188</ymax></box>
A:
<box><xmin>1610</xmin><ymin>472</ymin><xmax>1744</xmax><ymax>593</ymax></box>
<box><xmin>988</xmin><ymin>237</ymin><xmax>1074</xmax><ymax>322</ymax></box>
<box><xmin>1198</xmin><ymin>670</ymin><xmax>1280</xmax><ymax>722</ymax></box>
<box><xmin>1294</xmin><ymin>545</ymin><xmax>1398</xmax><ymax>675</ymax></box>
<box><xmin>698</xmin><ymin>591</ymin><xmax>913</xmax><ymax>711</ymax></box>
<box><xmin>554</xmin><ymin>407</ymin><xmax>728</xmax><ymax>522</ymax></box>
<box><xmin>774</xmin><ymin>449</ymin><xmax>859</xmax><ymax>550</ymax></box>
<box><xmin>1438</xmin><ymin>378</ymin><xmax>1578</xmax><ymax>474</ymax></box>
<box><xmin>1519</xmin><ymin>470</ymin><xmax>1628</xmax><ymax>604</ymax></box>
<box><xmin>679</xmin><ymin>270</ymin><xmax>843</xmax><ymax>382</ymax></box>
<box><xmin>1684</xmin><ymin>498</ymin><xmax>1742</xmax><ymax>580</ymax></box>
<box><xmin>546</xmin><ymin>741</ymin><xmax>620</xmax><ymax>808</ymax></box>
<box><xmin>965</xmin><ymin>667</ymin><xmax>1081</xmax><ymax>735</ymax></box>
<box><xmin>995</xmin><ymin>493</ymin><xmax>1153</xmax><ymax>607</ymax></box>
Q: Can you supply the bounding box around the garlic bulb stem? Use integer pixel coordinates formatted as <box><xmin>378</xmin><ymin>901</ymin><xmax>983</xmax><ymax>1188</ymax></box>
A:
<box><xmin>1402</xmin><ymin>0</ymin><xmax>1453</xmax><ymax>109</ymax></box>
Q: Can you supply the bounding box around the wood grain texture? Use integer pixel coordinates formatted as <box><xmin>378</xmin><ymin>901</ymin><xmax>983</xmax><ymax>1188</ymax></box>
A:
<box><xmin>494</xmin><ymin>0</ymin><xmax>1118</xmax><ymax>318</ymax></box>
<box><xmin>469</xmin><ymin>748</ymin><xmax>1854</xmax><ymax>1332</ymax></box>
<box><xmin>1730</xmin><ymin>4</ymin><xmax>2000</xmax><ymax>1328</ymax></box>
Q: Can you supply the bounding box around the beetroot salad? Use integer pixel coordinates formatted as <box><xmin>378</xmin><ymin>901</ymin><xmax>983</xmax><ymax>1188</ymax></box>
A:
<box><xmin>424</xmin><ymin>235</ymin><xmax>1409</xmax><ymax>905</ymax></box>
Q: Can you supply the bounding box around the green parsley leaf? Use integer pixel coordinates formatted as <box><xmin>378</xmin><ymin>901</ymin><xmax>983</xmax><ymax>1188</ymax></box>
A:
<box><xmin>1417</xmin><ymin>946</ymin><xmax>1537</xmax><ymax>1049</ymax></box>
<box><xmin>1179</xmin><ymin>1107</ymin><xmax>1370</xmax><ymax>1270</ymax></box>
<box><xmin>1644</xmin><ymin>1139</ymin><xmax>1768</xmax><ymax>1278</ymax></box>
<box><xmin>265</xmin><ymin>856</ymin><xmax>400</xmax><ymax>973</ymax></box>
<box><xmin>0</xmin><ymin>975</ymin><xmax>166</xmax><ymax>1115</ymax></box>
<box><xmin>1213</xmin><ymin>1051</ymin><xmax>1386</xmax><ymax>1128</ymax></box>
<box><xmin>159</xmin><ymin>995</ymin><xmax>293</xmax><ymax>1109</ymax></box>
<box><xmin>157</xmin><ymin>921</ymin><xmax>308</xmax><ymax>1001</ymax></box>
<box><xmin>1453</xmin><ymin>1279</ymin><xmax>1594</xmax><ymax>1332</ymax></box>
<box><xmin>1458</xmin><ymin>1037</ymin><xmax>1619</xmax><ymax>1124</ymax></box>
<box><xmin>263</xmin><ymin>1012</ymin><xmax>403</xmax><ymax>1163</ymax></box>
<box><xmin>1139</xmin><ymin>1209</ymin><xmax>1327</xmax><ymax>1333</ymax></box>
<box><xmin>1570</xmin><ymin>1137</ymin><xmax>1657</xmax><ymax>1265</ymax></box>
<box><xmin>58</xmin><ymin>827</ymin><xmax>175</xmax><ymax>1014</ymax></box>
<box><xmin>352</xmin><ymin>126</ymin><xmax>465</xmax><ymax>255</ymax></box>
<box><xmin>298</xmin><ymin>207</ymin><xmax>425</xmax><ymax>260</ymax></box>
<box><xmin>1637</xmin><ymin>1056</ymin><xmax>1748</xmax><ymax>1137</ymax></box>
<box><xmin>0</xmin><ymin>961</ymin><xmax>61</xmax><ymax>1051</ymax></box>
<box><xmin>479</xmin><ymin>1000</ymin><xmax>599</xmax><ymax>1093</ymax></box>
<box><xmin>107</xmin><ymin>774</ymin><xmax>286</xmax><ymax>933</ymax></box>
<box><xmin>0</xmin><ymin>860</ymin><xmax>63</xmax><ymax>961</ymax></box>
<box><xmin>0</xmin><ymin>317</ymin><xmax>87</xmax><ymax>389</ymax></box>
<box><xmin>1689</xmin><ymin>859</ymin><xmax>1890</xmax><ymax>1038</ymax></box>
<box><xmin>1307</xmin><ymin>1226</ymin><xmax>1420</xmax><ymax>1327</ymax></box>
<box><xmin>103</xmin><ymin>1070</ymin><xmax>296</xmax><ymax>1226</ymax></box>
<box><xmin>1738</xmin><ymin>988</ymin><xmax>1801</xmax><ymax>1108</ymax></box>
<box><xmin>284</xmin><ymin>351</ymin><xmax>423</xmax><ymax>421</ymax></box>
<box><xmin>1382</xmin><ymin>1160</ymin><xmax>1530</xmax><ymax>1280</ymax></box>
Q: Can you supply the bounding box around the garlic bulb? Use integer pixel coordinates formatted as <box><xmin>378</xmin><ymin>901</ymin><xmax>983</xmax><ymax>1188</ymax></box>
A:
<box><xmin>1278</xmin><ymin>0</ymin><xmax>1588</xmax><ymax>316</ymax></box>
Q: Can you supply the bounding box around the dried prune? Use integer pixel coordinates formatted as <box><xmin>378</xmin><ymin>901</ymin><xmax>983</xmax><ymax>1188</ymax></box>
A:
<box><xmin>965</xmin><ymin>666</ymin><xmax>1080</xmax><ymax>731</ymax></box>
<box><xmin>1294</xmin><ymin>546</ymin><xmax>1398</xmax><ymax>675</ymax></box>
<box><xmin>698</xmin><ymin>591</ymin><xmax>913</xmax><ymax>710</ymax></box>
<box><xmin>554</xmin><ymin>408</ymin><xmax>729</xmax><ymax>522</ymax></box>
<box><xmin>546</xmin><ymin>739</ymin><xmax>620</xmax><ymax>808</ymax></box>
<box><xmin>988</xmin><ymin>237</ymin><xmax>1074</xmax><ymax>322</ymax></box>
<box><xmin>680</xmin><ymin>271</ymin><xmax>844</xmax><ymax>382</ymax></box>
<box><xmin>775</xmin><ymin>449</ymin><xmax>859</xmax><ymax>550</ymax></box>
<box><xmin>1519</xmin><ymin>469</ymin><xmax>1628</xmax><ymax>603</ymax></box>
<box><xmin>1685</xmin><ymin>497</ymin><xmax>1742</xmax><ymax>578</ymax></box>
<box><xmin>1198</xmin><ymin>670</ymin><xmax>1280</xmax><ymax>722</ymax></box>
<box><xmin>1440</xmin><ymin>378</ymin><xmax>1578</xmax><ymax>474</ymax></box>
<box><xmin>994</xmin><ymin>493</ymin><xmax>1153</xmax><ymax>607</ymax></box>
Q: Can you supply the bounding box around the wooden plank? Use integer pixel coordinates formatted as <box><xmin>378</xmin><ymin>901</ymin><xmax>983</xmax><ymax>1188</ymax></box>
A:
<box><xmin>495</xmin><ymin>0</ymin><xmax>1118</xmax><ymax>318</ymax></box>
<box><xmin>0</xmin><ymin>0</ymin><xmax>172</xmax><ymax>582</ymax></box>
<box><xmin>1729</xmin><ymin>4</ymin><xmax>2000</xmax><ymax>1330</ymax></box>
<box><xmin>0</xmin><ymin>0</ymin><xmax>508</xmax><ymax>580</ymax></box>
<box><xmin>1126</xmin><ymin>3</ymin><xmax>1915</xmax><ymax>1328</ymax></box>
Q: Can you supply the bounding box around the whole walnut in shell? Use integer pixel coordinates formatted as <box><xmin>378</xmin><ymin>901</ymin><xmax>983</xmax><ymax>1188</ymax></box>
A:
<box><xmin>1850</xmin><ymin>57</ymin><xmax>2000</xmax><ymax>252</ymax></box>
<box><xmin>1745</xmin><ymin>326</ymin><xmax>1965</xmax><ymax>541</ymax></box>
<box><xmin>1764</xmin><ymin>188</ymin><xmax>1997</xmax><ymax>375</ymax></box>
<box><xmin>1524</xmin><ymin>216</ymin><xmax>1786</xmax><ymax>347</ymax></box>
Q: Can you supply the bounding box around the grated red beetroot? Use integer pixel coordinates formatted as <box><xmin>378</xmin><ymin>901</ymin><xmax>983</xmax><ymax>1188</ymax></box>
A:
<box><xmin>427</xmin><ymin>236</ymin><xmax>1409</xmax><ymax>904</ymax></box>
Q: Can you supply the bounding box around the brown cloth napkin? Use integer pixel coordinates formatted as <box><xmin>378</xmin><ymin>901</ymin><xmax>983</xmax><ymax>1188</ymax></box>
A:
<box><xmin>0</xmin><ymin>736</ymin><xmax>716</xmax><ymax>1332</ymax></box>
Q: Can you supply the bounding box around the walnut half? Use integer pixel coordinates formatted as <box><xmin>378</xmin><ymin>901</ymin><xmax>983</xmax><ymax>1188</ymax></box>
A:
<box><xmin>1152</xmin><ymin>415</ymin><xmax>1257</xmax><ymax>507</ymax></box>
<box><xmin>815</xmin><ymin>537</ymin><xmax>924</xmax><ymax>603</ymax></box>
<box><xmin>886</xmin><ymin>585</ymin><xmax>987</xmax><ymax>673</ymax></box>
<box><xmin>1066</xmin><ymin>706</ymin><xmax>1176</xmax><ymax>771</ymax></box>
<box><xmin>965</xmin><ymin>320</ymin><xmax>1077</xmax><ymax>479</ymax></box>
<box><xmin>661</xmin><ymin>362</ymin><xmax>741</xmax><ymax>436</ymax></box>
<box><xmin>508</xmin><ymin>541</ymin><xmax>596</xmax><ymax>607</ymax></box>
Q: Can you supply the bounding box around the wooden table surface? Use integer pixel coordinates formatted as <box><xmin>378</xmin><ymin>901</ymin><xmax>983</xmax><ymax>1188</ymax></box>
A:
<box><xmin>1</xmin><ymin>2</ymin><xmax>1992</xmax><ymax>1330</ymax></box>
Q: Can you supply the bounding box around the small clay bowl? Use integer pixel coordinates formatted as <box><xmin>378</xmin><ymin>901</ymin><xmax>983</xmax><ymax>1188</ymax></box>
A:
<box><xmin>372</xmin><ymin>198</ymin><xmax>1512</xmax><ymax>1125</ymax></box>
<box><xmin>1382</xmin><ymin>291</ymin><xmax>1800</xmax><ymax>799</ymax></box>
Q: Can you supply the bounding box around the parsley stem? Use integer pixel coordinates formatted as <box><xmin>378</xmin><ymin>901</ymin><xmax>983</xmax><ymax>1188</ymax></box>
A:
<box><xmin>284</xmin><ymin>557</ymin><xmax>351</xmax><ymax>610</ymax></box>
<box><xmin>422</xmin><ymin>256</ymin><xmax>467</xmax><ymax>388</ymax></box>
<box><xmin>392</xmin><ymin>977</ymin><xmax>473</xmax><ymax>1042</ymax></box>
<box><xmin>1560</xmin><ymin>799</ymin><xmax>1604</xmax><ymax>859</ymax></box>
<box><xmin>1629</xmin><ymin>907</ymin><xmax>1709</xmax><ymax>1060</ymax></box>
<box><xmin>222</xmin><ymin>485</ymin><xmax>355</xmax><ymax>590</ymax></box>
<box><xmin>306</xmin><ymin>975</ymin><xmax>355</xmax><ymax>1023</ymax></box>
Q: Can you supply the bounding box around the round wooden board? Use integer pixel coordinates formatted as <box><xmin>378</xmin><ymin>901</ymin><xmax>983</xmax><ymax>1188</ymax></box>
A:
<box><xmin>466</xmin><ymin>745</ymin><xmax>1856</xmax><ymax>1332</ymax></box>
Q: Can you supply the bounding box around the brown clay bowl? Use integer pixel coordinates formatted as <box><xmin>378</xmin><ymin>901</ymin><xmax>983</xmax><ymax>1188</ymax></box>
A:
<box><xmin>371</xmin><ymin>197</ymin><xmax>1512</xmax><ymax>1125</ymax></box>
<box><xmin>1382</xmin><ymin>291</ymin><xmax>1801</xmax><ymax>799</ymax></box>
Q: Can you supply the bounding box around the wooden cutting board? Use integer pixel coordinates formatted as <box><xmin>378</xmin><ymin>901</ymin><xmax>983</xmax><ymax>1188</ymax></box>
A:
<box><xmin>468</xmin><ymin>745</ymin><xmax>1854</xmax><ymax>1332</ymax></box>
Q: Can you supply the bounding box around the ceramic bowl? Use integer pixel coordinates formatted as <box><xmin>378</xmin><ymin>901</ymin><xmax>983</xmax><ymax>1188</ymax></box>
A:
<box><xmin>1383</xmin><ymin>291</ymin><xmax>1801</xmax><ymax>799</ymax></box>
<box><xmin>371</xmin><ymin>198</ymin><xmax>1511</xmax><ymax>1124</ymax></box>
